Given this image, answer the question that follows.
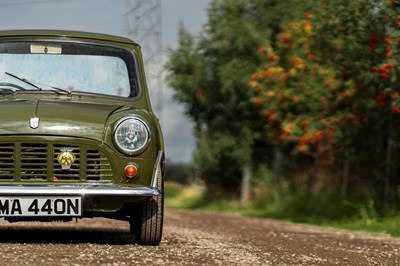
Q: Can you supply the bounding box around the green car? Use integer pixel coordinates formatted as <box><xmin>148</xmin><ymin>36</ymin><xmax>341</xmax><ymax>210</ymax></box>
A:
<box><xmin>0</xmin><ymin>30</ymin><xmax>165</xmax><ymax>246</ymax></box>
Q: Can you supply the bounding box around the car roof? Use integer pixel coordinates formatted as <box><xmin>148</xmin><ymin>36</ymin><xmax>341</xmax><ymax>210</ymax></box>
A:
<box><xmin>0</xmin><ymin>30</ymin><xmax>139</xmax><ymax>47</ymax></box>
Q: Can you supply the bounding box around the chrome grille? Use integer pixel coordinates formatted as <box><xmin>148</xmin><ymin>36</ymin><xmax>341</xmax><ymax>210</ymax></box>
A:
<box><xmin>86</xmin><ymin>149</ymin><xmax>113</xmax><ymax>180</ymax></box>
<box><xmin>21</xmin><ymin>143</ymin><xmax>47</xmax><ymax>180</ymax></box>
<box><xmin>0</xmin><ymin>142</ymin><xmax>113</xmax><ymax>182</ymax></box>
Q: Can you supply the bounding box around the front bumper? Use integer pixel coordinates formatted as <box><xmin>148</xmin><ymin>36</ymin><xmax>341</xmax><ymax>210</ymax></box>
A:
<box><xmin>0</xmin><ymin>185</ymin><xmax>160</xmax><ymax>197</ymax></box>
<box><xmin>0</xmin><ymin>185</ymin><xmax>160</xmax><ymax>216</ymax></box>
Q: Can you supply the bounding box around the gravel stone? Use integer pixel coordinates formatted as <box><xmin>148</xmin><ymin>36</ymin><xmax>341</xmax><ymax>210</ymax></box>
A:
<box><xmin>0</xmin><ymin>208</ymin><xmax>398</xmax><ymax>265</ymax></box>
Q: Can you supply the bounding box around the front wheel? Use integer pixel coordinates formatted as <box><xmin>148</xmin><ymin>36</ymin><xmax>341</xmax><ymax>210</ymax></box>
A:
<box><xmin>130</xmin><ymin>170</ymin><xmax>164</xmax><ymax>245</ymax></box>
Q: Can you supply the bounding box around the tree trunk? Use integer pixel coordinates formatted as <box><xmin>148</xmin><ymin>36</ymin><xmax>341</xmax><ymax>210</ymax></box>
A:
<box><xmin>240</xmin><ymin>164</ymin><xmax>251</xmax><ymax>207</ymax></box>
<box><xmin>384</xmin><ymin>114</ymin><xmax>394</xmax><ymax>210</ymax></box>
<box><xmin>342</xmin><ymin>156</ymin><xmax>349</xmax><ymax>199</ymax></box>
<box><xmin>273</xmin><ymin>147</ymin><xmax>283</xmax><ymax>187</ymax></box>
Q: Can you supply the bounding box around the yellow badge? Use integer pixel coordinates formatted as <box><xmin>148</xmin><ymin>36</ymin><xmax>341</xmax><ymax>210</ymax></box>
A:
<box><xmin>57</xmin><ymin>149</ymin><xmax>76</xmax><ymax>170</ymax></box>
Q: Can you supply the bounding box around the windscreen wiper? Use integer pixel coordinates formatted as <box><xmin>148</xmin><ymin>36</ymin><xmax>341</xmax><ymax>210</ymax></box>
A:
<box><xmin>5</xmin><ymin>72</ymin><xmax>71</xmax><ymax>95</ymax></box>
<box><xmin>5</xmin><ymin>72</ymin><xmax>42</xmax><ymax>90</ymax></box>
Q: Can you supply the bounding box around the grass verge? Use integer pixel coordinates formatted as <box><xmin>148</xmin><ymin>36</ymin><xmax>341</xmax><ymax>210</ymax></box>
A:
<box><xmin>165</xmin><ymin>182</ymin><xmax>400</xmax><ymax>237</ymax></box>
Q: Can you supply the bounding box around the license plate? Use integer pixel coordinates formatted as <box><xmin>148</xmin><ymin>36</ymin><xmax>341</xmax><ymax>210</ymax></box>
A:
<box><xmin>0</xmin><ymin>196</ymin><xmax>82</xmax><ymax>216</ymax></box>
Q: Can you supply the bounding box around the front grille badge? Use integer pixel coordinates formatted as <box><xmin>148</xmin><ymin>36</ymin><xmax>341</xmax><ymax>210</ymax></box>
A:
<box><xmin>57</xmin><ymin>148</ymin><xmax>76</xmax><ymax>170</ymax></box>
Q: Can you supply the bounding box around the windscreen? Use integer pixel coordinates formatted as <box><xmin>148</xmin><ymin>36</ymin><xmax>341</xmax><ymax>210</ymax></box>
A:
<box><xmin>0</xmin><ymin>41</ymin><xmax>139</xmax><ymax>97</ymax></box>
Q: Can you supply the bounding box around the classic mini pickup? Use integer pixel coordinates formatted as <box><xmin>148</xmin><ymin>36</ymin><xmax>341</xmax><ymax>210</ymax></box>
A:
<box><xmin>0</xmin><ymin>30</ymin><xmax>165</xmax><ymax>246</ymax></box>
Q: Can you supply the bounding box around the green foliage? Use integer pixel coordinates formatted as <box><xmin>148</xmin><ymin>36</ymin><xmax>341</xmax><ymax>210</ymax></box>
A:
<box><xmin>166</xmin><ymin>0</ymin><xmax>306</xmax><ymax>194</ymax></box>
<box><xmin>167</xmin><ymin>0</ymin><xmax>400</xmax><ymax>219</ymax></box>
<box><xmin>249</xmin><ymin>0</ymin><xmax>390</xmax><ymax>154</ymax></box>
<box><xmin>245</xmin><ymin>0</ymin><xmax>400</xmax><ymax>209</ymax></box>
<box><xmin>165</xmin><ymin>161</ymin><xmax>195</xmax><ymax>184</ymax></box>
<box><xmin>166</xmin><ymin>25</ymin><xmax>207</xmax><ymax>123</ymax></box>
<box><xmin>164</xmin><ymin>182</ymin><xmax>183</xmax><ymax>199</ymax></box>
<box><xmin>328</xmin><ymin>215</ymin><xmax>400</xmax><ymax>237</ymax></box>
<box><xmin>164</xmin><ymin>182</ymin><xmax>206</xmax><ymax>209</ymax></box>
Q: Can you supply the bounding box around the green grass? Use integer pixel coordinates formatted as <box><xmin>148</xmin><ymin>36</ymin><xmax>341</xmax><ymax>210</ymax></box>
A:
<box><xmin>164</xmin><ymin>182</ymin><xmax>400</xmax><ymax>237</ymax></box>
<box><xmin>164</xmin><ymin>182</ymin><xmax>205</xmax><ymax>209</ymax></box>
<box><xmin>326</xmin><ymin>217</ymin><xmax>400</xmax><ymax>237</ymax></box>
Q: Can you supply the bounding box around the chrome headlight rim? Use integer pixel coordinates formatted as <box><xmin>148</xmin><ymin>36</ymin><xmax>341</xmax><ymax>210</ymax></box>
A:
<box><xmin>113</xmin><ymin>116</ymin><xmax>151</xmax><ymax>155</ymax></box>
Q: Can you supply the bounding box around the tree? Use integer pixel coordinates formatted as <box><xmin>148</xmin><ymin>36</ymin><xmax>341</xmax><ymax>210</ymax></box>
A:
<box><xmin>164</xmin><ymin>161</ymin><xmax>195</xmax><ymax>184</ymax></box>
<box><xmin>247</xmin><ymin>0</ymin><xmax>400</xmax><ymax>207</ymax></box>
<box><xmin>166</xmin><ymin>0</ymin><xmax>306</xmax><ymax>195</ymax></box>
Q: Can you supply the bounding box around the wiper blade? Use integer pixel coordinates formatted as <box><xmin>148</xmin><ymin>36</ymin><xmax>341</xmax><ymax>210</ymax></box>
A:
<box><xmin>5</xmin><ymin>72</ymin><xmax>42</xmax><ymax>90</ymax></box>
<box><xmin>5</xmin><ymin>72</ymin><xmax>71</xmax><ymax>95</ymax></box>
<box><xmin>47</xmin><ymin>86</ymin><xmax>71</xmax><ymax>95</ymax></box>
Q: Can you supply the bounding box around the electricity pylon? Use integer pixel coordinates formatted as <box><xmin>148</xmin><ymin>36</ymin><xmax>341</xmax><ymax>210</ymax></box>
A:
<box><xmin>125</xmin><ymin>0</ymin><xmax>162</xmax><ymax>118</ymax></box>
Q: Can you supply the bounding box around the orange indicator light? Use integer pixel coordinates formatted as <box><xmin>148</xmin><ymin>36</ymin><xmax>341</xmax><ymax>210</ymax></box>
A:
<box><xmin>125</xmin><ymin>164</ymin><xmax>138</xmax><ymax>178</ymax></box>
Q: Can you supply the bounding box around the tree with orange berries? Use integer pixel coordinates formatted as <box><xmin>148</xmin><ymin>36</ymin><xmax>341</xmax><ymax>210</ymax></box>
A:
<box><xmin>249</xmin><ymin>0</ymin><xmax>400</xmax><ymax>207</ymax></box>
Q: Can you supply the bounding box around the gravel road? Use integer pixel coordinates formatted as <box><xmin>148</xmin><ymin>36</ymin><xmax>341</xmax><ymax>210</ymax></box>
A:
<box><xmin>0</xmin><ymin>208</ymin><xmax>399</xmax><ymax>265</ymax></box>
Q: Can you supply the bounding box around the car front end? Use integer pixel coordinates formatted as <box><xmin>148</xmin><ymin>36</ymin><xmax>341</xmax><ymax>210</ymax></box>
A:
<box><xmin>0</xmin><ymin>30</ymin><xmax>164</xmax><ymax>245</ymax></box>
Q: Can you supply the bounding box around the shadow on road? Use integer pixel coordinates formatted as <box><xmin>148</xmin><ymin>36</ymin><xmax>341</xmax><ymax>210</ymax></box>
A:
<box><xmin>0</xmin><ymin>225</ymin><xmax>136</xmax><ymax>245</ymax></box>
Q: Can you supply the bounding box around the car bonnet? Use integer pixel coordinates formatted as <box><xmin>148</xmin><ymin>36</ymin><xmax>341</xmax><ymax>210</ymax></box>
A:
<box><xmin>0</xmin><ymin>97</ymin><xmax>122</xmax><ymax>142</ymax></box>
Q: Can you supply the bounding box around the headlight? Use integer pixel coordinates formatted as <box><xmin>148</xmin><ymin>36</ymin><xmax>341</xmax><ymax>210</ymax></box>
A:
<box><xmin>114</xmin><ymin>116</ymin><xmax>151</xmax><ymax>155</ymax></box>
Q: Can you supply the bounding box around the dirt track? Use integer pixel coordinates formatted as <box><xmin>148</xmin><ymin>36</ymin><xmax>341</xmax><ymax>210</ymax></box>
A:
<box><xmin>0</xmin><ymin>208</ymin><xmax>399</xmax><ymax>265</ymax></box>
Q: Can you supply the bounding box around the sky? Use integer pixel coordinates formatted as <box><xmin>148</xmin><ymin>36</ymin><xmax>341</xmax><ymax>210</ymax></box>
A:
<box><xmin>0</xmin><ymin>0</ymin><xmax>211</xmax><ymax>163</ymax></box>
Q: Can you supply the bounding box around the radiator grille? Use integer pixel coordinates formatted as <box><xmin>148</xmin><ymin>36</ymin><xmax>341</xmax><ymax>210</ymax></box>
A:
<box><xmin>0</xmin><ymin>143</ymin><xmax>14</xmax><ymax>180</ymax></box>
<box><xmin>86</xmin><ymin>149</ymin><xmax>113</xmax><ymax>180</ymax></box>
<box><xmin>0</xmin><ymin>142</ymin><xmax>113</xmax><ymax>182</ymax></box>
<box><xmin>21</xmin><ymin>143</ymin><xmax>47</xmax><ymax>180</ymax></box>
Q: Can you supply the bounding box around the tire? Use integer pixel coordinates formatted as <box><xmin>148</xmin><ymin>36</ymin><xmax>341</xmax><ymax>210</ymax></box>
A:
<box><xmin>130</xmin><ymin>169</ymin><xmax>164</xmax><ymax>246</ymax></box>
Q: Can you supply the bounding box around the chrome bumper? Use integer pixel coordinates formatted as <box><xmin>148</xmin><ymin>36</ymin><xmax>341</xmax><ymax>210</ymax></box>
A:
<box><xmin>0</xmin><ymin>185</ymin><xmax>160</xmax><ymax>197</ymax></box>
